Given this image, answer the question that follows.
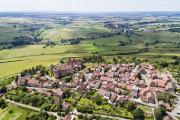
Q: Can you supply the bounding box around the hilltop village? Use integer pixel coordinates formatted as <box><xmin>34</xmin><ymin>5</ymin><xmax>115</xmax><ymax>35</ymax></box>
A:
<box><xmin>6</xmin><ymin>58</ymin><xmax>178</xmax><ymax>120</ymax></box>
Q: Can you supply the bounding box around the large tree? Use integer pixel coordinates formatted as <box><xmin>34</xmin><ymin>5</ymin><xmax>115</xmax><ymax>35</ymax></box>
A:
<box><xmin>133</xmin><ymin>108</ymin><xmax>145</xmax><ymax>120</ymax></box>
<box><xmin>0</xmin><ymin>98</ymin><xmax>6</xmax><ymax>108</ymax></box>
<box><xmin>127</xmin><ymin>101</ymin><xmax>136</xmax><ymax>111</ymax></box>
<box><xmin>155</xmin><ymin>106</ymin><xmax>166</xmax><ymax>120</ymax></box>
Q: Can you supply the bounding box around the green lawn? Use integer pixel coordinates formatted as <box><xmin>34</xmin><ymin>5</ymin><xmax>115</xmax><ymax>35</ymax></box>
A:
<box><xmin>0</xmin><ymin>103</ymin><xmax>34</xmax><ymax>120</ymax></box>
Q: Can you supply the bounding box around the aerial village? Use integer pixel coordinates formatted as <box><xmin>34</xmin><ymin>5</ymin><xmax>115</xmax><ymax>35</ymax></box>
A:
<box><xmin>6</xmin><ymin>58</ymin><xmax>179</xmax><ymax>120</ymax></box>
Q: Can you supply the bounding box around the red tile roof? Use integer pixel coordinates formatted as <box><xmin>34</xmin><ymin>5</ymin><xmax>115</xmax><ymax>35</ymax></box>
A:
<box><xmin>64</xmin><ymin>114</ymin><xmax>72</xmax><ymax>120</ymax></box>
<box><xmin>27</xmin><ymin>79</ymin><xmax>39</xmax><ymax>86</ymax></box>
<box><xmin>52</xmin><ymin>88</ymin><xmax>64</xmax><ymax>97</ymax></box>
<box><xmin>154</xmin><ymin>79</ymin><xmax>166</xmax><ymax>88</ymax></box>
<box><xmin>101</xmin><ymin>76</ymin><xmax>110</xmax><ymax>81</ymax></box>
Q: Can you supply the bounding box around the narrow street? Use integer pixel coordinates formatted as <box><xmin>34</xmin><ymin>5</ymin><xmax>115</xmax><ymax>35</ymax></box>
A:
<box><xmin>130</xmin><ymin>98</ymin><xmax>157</xmax><ymax>108</ymax></box>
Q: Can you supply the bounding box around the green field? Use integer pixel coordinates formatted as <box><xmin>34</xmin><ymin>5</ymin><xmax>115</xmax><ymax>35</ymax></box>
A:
<box><xmin>0</xmin><ymin>17</ymin><xmax>111</xmax><ymax>45</ymax></box>
<box><xmin>0</xmin><ymin>30</ymin><xmax>180</xmax><ymax>78</ymax></box>
<box><xmin>0</xmin><ymin>15</ymin><xmax>180</xmax><ymax>79</ymax></box>
<box><xmin>39</xmin><ymin>21</ymin><xmax>110</xmax><ymax>41</ymax></box>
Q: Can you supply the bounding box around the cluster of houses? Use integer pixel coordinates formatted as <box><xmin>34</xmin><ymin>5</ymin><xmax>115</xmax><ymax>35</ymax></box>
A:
<box><xmin>9</xmin><ymin>59</ymin><xmax>84</xmax><ymax>111</ymax></box>
<box><xmin>9</xmin><ymin>60</ymin><xmax>177</xmax><ymax>117</ymax></box>
<box><xmin>72</xmin><ymin>63</ymin><xmax>176</xmax><ymax>104</ymax></box>
<box><xmin>10</xmin><ymin>75</ymin><xmax>58</xmax><ymax>89</ymax></box>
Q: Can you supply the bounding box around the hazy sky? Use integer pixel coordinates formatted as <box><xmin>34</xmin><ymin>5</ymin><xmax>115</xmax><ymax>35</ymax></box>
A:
<box><xmin>0</xmin><ymin>0</ymin><xmax>179</xmax><ymax>12</ymax></box>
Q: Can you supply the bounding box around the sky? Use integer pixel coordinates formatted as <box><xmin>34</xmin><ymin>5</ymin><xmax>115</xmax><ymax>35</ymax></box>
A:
<box><xmin>0</xmin><ymin>0</ymin><xmax>180</xmax><ymax>12</ymax></box>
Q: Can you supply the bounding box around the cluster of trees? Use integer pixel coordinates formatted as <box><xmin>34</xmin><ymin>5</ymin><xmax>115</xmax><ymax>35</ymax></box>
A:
<box><xmin>154</xmin><ymin>57</ymin><xmax>179</xmax><ymax>71</ymax></box>
<box><xmin>41</xmin><ymin>103</ymin><xmax>61</xmax><ymax>112</ymax></box>
<box><xmin>5</xmin><ymin>88</ymin><xmax>52</xmax><ymax>108</ymax></box>
<box><xmin>60</xmin><ymin>38</ymin><xmax>81</xmax><ymax>45</ymax></box>
<box><xmin>87</xmin><ymin>32</ymin><xmax>121</xmax><ymax>40</ymax></box>
<box><xmin>62</xmin><ymin>75</ymin><xmax>72</xmax><ymax>83</ymax></box>
<box><xmin>169</xmin><ymin>28</ymin><xmax>180</xmax><ymax>33</ymax></box>
<box><xmin>0</xmin><ymin>98</ymin><xmax>6</xmax><ymax>109</ymax></box>
<box><xmin>6</xmin><ymin>87</ymin><xmax>71</xmax><ymax>115</ymax></box>
<box><xmin>112</xmin><ymin>56</ymin><xmax>142</xmax><ymax>65</ymax></box>
<box><xmin>84</xmin><ymin>90</ymin><xmax>106</xmax><ymax>106</ymax></box>
<box><xmin>0</xmin><ymin>85</ymin><xmax>7</xmax><ymax>94</ymax></box>
<box><xmin>171</xmin><ymin>56</ymin><xmax>180</xmax><ymax>65</ymax></box>
<box><xmin>77</xmin><ymin>105</ymin><xmax>93</xmax><ymax>114</ymax></box>
<box><xmin>77</xmin><ymin>114</ymin><xmax>117</xmax><ymax>120</ymax></box>
<box><xmin>57</xmin><ymin>110</ymin><xmax>69</xmax><ymax>117</ymax></box>
<box><xmin>157</xmin><ymin>93</ymin><xmax>176</xmax><ymax>104</ymax></box>
<box><xmin>126</xmin><ymin>101</ymin><xmax>145</xmax><ymax>120</ymax></box>
<box><xmin>26</xmin><ymin>111</ymin><xmax>56</xmax><ymax>120</ymax></box>
<box><xmin>83</xmin><ymin>55</ymin><xmax>105</xmax><ymax>63</ymax></box>
<box><xmin>157</xmin><ymin>59</ymin><xmax>179</xmax><ymax>68</ymax></box>
<box><xmin>76</xmin><ymin>90</ymin><xmax>106</xmax><ymax>114</ymax></box>
<box><xmin>0</xmin><ymin>44</ymin><xmax>14</xmax><ymax>50</ymax></box>
<box><xmin>44</xmin><ymin>41</ymin><xmax>56</xmax><ymax>48</ymax></box>
<box><xmin>20</xmin><ymin>65</ymin><xmax>49</xmax><ymax>77</ymax></box>
<box><xmin>137</xmin><ymin>21</ymin><xmax>162</xmax><ymax>25</ymax></box>
<box><xmin>76</xmin><ymin>90</ymin><xmax>144</xmax><ymax>119</ymax></box>
<box><xmin>12</xmin><ymin>36</ymin><xmax>41</xmax><ymax>46</ymax></box>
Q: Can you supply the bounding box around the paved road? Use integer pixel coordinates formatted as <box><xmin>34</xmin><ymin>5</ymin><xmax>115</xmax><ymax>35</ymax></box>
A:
<box><xmin>4</xmin><ymin>98</ymin><xmax>62</xmax><ymax>120</ymax></box>
<box><xmin>141</xmin><ymin>74</ymin><xmax>151</xmax><ymax>87</ymax></box>
<box><xmin>130</xmin><ymin>98</ymin><xmax>157</xmax><ymax>108</ymax></box>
